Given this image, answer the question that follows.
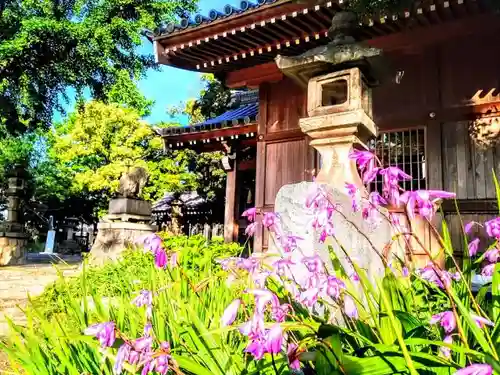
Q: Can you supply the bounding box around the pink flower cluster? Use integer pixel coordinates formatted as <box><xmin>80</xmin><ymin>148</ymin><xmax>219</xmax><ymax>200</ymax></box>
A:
<box><xmin>139</xmin><ymin>234</ymin><xmax>178</xmax><ymax>269</ymax></box>
<box><xmin>418</xmin><ymin>264</ymin><xmax>460</xmax><ymax>290</ymax></box>
<box><xmin>84</xmin><ymin>236</ymin><xmax>182</xmax><ymax>375</ymax></box>
<box><xmin>85</xmin><ymin>319</ymin><xmax>174</xmax><ymax>375</ymax></box>
<box><xmin>221</xmin><ymin>289</ymin><xmax>291</xmax><ymax>361</ymax></box>
<box><xmin>430</xmin><ymin>310</ymin><xmax>492</xmax><ymax>359</ymax></box>
<box><xmin>349</xmin><ymin>149</ymin><xmax>455</xmax><ymax>221</ymax></box>
<box><xmin>464</xmin><ymin>217</ymin><xmax>500</xmax><ymax>276</ymax></box>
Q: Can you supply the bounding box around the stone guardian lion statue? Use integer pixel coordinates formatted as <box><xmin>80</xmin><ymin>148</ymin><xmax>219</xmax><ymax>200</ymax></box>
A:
<box><xmin>118</xmin><ymin>167</ymin><xmax>148</xmax><ymax>199</ymax></box>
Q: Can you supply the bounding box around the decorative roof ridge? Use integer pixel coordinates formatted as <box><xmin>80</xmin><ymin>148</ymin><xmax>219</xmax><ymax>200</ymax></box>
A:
<box><xmin>154</xmin><ymin>0</ymin><xmax>293</xmax><ymax>40</ymax></box>
<box><xmin>229</xmin><ymin>89</ymin><xmax>259</xmax><ymax>106</ymax></box>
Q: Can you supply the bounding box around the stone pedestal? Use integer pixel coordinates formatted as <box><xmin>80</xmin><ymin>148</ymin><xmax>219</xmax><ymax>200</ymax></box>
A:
<box><xmin>271</xmin><ymin>182</ymin><xmax>403</xmax><ymax>284</ymax></box>
<box><xmin>0</xmin><ymin>232</ymin><xmax>29</xmax><ymax>266</ymax></box>
<box><xmin>108</xmin><ymin>198</ymin><xmax>152</xmax><ymax>217</ymax></box>
<box><xmin>90</xmin><ymin>198</ymin><xmax>157</xmax><ymax>265</ymax></box>
<box><xmin>90</xmin><ymin>221</ymin><xmax>157</xmax><ymax>265</ymax></box>
<box><xmin>0</xmin><ymin>166</ymin><xmax>29</xmax><ymax>265</ymax></box>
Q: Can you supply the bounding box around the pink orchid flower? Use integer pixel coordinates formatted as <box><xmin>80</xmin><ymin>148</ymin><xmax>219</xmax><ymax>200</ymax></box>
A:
<box><xmin>362</xmin><ymin>167</ymin><xmax>380</xmax><ymax>184</ymax></box>
<box><xmin>485</xmin><ymin>217</ymin><xmax>500</xmax><ymax>239</ymax></box>
<box><xmin>84</xmin><ymin>321</ymin><xmax>116</xmax><ymax>348</ymax></box>
<box><xmin>484</xmin><ymin>248</ymin><xmax>500</xmax><ymax>263</ymax></box>
<box><xmin>482</xmin><ymin>263</ymin><xmax>495</xmax><ymax>277</ymax></box>
<box><xmin>468</xmin><ymin>238</ymin><xmax>480</xmax><ymax>257</ymax></box>
<box><xmin>242</xmin><ymin>207</ymin><xmax>257</xmax><ymax>222</ymax></box>
<box><xmin>344</xmin><ymin>295</ymin><xmax>358</xmax><ymax>319</ymax></box>
<box><xmin>266</xmin><ymin>324</ymin><xmax>283</xmax><ymax>354</ymax></box>
<box><xmin>345</xmin><ymin>182</ymin><xmax>360</xmax><ymax>212</ymax></box>
<box><xmin>221</xmin><ymin>299</ymin><xmax>241</xmax><ymax>327</ymax></box>
<box><xmin>380</xmin><ymin>167</ymin><xmax>412</xmax><ymax>204</ymax></box>
<box><xmin>271</xmin><ymin>303</ymin><xmax>290</xmax><ymax>323</ymax></box>
<box><xmin>287</xmin><ymin>343</ymin><xmax>301</xmax><ymax>370</ymax></box>
<box><xmin>454</xmin><ymin>364</ymin><xmax>492</xmax><ymax>375</ymax></box>
<box><xmin>349</xmin><ymin>149</ymin><xmax>377</xmax><ymax>172</ymax></box>
<box><xmin>471</xmin><ymin>313</ymin><xmax>494</xmax><ymax>329</ymax></box>
<box><xmin>430</xmin><ymin>311</ymin><xmax>456</xmax><ymax>333</ymax></box>
<box><xmin>399</xmin><ymin>190</ymin><xmax>456</xmax><ymax>221</ymax></box>
<box><xmin>440</xmin><ymin>335</ymin><xmax>452</xmax><ymax>358</ymax></box>
<box><xmin>302</xmin><ymin>255</ymin><xmax>323</xmax><ymax>274</ymax></box>
<box><xmin>464</xmin><ymin>221</ymin><xmax>479</xmax><ymax>234</ymax></box>
<box><xmin>245</xmin><ymin>222</ymin><xmax>257</xmax><ymax>236</ymax></box>
<box><xmin>273</xmin><ymin>257</ymin><xmax>295</xmax><ymax>276</ymax></box>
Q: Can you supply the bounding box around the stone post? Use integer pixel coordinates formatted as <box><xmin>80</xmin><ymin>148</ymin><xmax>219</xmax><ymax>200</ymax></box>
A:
<box><xmin>0</xmin><ymin>165</ymin><xmax>29</xmax><ymax>265</ymax></box>
<box><xmin>274</xmin><ymin>11</ymin><xmax>442</xmax><ymax>270</ymax></box>
<box><xmin>90</xmin><ymin>167</ymin><xmax>157</xmax><ymax>265</ymax></box>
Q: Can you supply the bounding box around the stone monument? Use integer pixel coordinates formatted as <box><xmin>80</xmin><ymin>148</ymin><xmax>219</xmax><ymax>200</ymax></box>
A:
<box><xmin>43</xmin><ymin>215</ymin><xmax>56</xmax><ymax>254</ymax></box>
<box><xmin>0</xmin><ymin>165</ymin><xmax>29</xmax><ymax>265</ymax></box>
<box><xmin>272</xmin><ymin>11</ymin><xmax>440</xmax><ymax>275</ymax></box>
<box><xmin>90</xmin><ymin>167</ymin><xmax>157</xmax><ymax>264</ymax></box>
<box><xmin>58</xmin><ymin>217</ymin><xmax>80</xmax><ymax>254</ymax></box>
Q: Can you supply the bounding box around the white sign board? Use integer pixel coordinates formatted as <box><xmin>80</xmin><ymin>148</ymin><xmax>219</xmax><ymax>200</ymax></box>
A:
<box><xmin>44</xmin><ymin>230</ymin><xmax>56</xmax><ymax>254</ymax></box>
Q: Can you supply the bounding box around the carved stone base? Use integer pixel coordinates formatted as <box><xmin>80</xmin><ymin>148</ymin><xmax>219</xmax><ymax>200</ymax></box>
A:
<box><xmin>108</xmin><ymin>198</ymin><xmax>152</xmax><ymax>217</ymax></box>
<box><xmin>58</xmin><ymin>240</ymin><xmax>80</xmax><ymax>255</ymax></box>
<box><xmin>89</xmin><ymin>221</ymin><xmax>157</xmax><ymax>265</ymax></box>
<box><xmin>270</xmin><ymin>182</ymin><xmax>403</xmax><ymax>284</ymax></box>
<box><xmin>0</xmin><ymin>232</ymin><xmax>28</xmax><ymax>266</ymax></box>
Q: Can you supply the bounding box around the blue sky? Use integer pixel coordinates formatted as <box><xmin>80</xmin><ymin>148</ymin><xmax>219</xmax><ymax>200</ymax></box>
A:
<box><xmin>139</xmin><ymin>0</ymin><xmax>237</xmax><ymax>125</ymax></box>
<box><xmin>54</xmin><ymin>0</ymin><xmax>239</xmax><ymax>125</ymax></box>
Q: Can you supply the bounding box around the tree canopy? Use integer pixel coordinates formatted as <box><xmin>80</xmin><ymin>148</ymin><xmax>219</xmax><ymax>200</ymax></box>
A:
<box><xmin>0</xmin><ymin>0</ymin><xmax>197</xmax><ymax>135</ymax></box>
<box><xmin>167</xmin><ymin>74</ymin><xmax>232</xmax><ymax>125</ymax></box>
<box><xmin>50</xmin><ymin>101</ymin><xmax>197</xmax><ymax>217</ymax></box>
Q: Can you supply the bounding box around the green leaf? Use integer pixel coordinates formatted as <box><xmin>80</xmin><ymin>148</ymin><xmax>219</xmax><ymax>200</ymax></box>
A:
<box><xmin>492</xmin><ymin>263</ymin><xmax>500</xmax><ymax>323</ymax></box>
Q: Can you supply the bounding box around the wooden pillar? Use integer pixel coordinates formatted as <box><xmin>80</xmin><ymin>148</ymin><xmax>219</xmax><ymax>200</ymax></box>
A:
<box><xmin>224</xmin><ymin>162</ymin><xmax>239</xmax><ymax>243</ymax></box>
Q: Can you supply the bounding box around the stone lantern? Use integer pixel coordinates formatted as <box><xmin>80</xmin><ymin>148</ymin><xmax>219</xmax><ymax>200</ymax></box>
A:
<box><xmin>276</xmin><ymin>11</ymin><xmax>385</xmax><ymax>189</ymax></box>
<box><xmin>273</xmin><ymin>11</ymin><xmax>440</xmax><ymax>271</ymax></box>
<box><xmin>0</xmin><ymin>165</ymin><xmax>29</xmax><ymax>265</ymax></box>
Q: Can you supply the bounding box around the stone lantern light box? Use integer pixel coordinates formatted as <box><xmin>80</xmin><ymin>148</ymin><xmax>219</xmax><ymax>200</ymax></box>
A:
<box><xmin>307</xmin><ymin>67</ymin><xmax>372</xmax><ymax>118</ymax></box>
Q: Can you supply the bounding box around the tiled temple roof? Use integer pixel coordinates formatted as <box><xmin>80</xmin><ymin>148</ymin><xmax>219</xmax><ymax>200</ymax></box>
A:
<box><xmin>153</xmin><ymin>0</ymin><xmax>494</xmax><ymax>73</ymax></box>
<box><xmin>156</xmin><ymin>89</ymin><xmax>258</xmax><ymax>137</ymax></box>
<box><xmin>152</xmin><ymin>192</ymin><xmax>207</xmax><ymax>212</ymax></box>
<box><xmin>157</xmin><ymin>0</ymin><xmax>277</xmax><ymax>36</ymax></box>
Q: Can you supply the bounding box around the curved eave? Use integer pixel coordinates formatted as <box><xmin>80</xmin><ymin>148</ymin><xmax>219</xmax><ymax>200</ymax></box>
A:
<box><xmin>156</xmin><ymin>0</ymin><xmax>492</xmax><ymax>74</ymax></box>
<box><xmin>154</xmin><ymin>0</ymin><xmax>298</xmax><ymax>43</ymax></box>
<box><xmin>160</xmin><ymin>123</ymin><xmax>258</xmax><ymax>152</ymax></box>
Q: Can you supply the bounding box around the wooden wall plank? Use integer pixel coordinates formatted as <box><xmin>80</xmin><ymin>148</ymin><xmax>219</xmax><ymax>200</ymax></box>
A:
<box><xmin>224</xmin><ymin>169</ymin><xmax>237</xmax><ymax>243</ymax></box>
<box><xmin>463</xmin><ymin>122</ymin><xmax>475</xmax><ymax>199</ymax></box>
<box><xmin>264</xmin><ymin>140</ymin><xmax>307</xmax><ymax>206</ymax></box>
<box><xmin>455</xmin><ymin>121</ymin><xmax>468</xmax><ymax>198</ymax></box>
<box><xmin>484</xmin><ymin>147</ymin><xmax>496</xmax><ymax>198</ymax></box>
<box><xmin>442</xmin><ymin>122</ymin><xmax>458</xmax><ymax>195</ymax></box>
<box><xmin>474</xmin><ymin>145</ymin><xmax>487</xmax><ymax>199</ymax></box>
<box><xmin>266</xmin><ymin>78</ymin><xmax>307</xmax><ymax>134</ymax></box>
<box><xmin>494</xmin><ymin>143</ymin><xmax>500</xmax><ymax>188</ymax></box>
<box><xmin>426</xmin><ymin>122</ymin><xmax>443</xmax><ymax>190</ymax></box>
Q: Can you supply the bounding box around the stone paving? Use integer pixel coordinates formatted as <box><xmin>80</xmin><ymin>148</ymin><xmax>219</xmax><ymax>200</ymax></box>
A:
<box><xmin>0</xmin><ymin>255</ymin><xmax>82</xmax><ymax>337</ymax></box>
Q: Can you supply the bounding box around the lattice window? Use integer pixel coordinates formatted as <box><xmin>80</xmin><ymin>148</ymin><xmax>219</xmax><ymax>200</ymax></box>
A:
<box><xmin>314</xmin><ymin>128</ymin><xmax>427</xmax><ymax>191</ymax></box>
<box><xmin>370</xmin><ymin>128</ymin><xmax>427</xmax><ymax>192</ymax></box>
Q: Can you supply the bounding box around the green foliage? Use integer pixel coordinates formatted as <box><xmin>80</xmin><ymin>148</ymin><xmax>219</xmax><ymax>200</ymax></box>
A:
<box><xmin>193</xmin><ymin>74</ymin><xmax>233</xmax><ymax>120</ymax></box>
<box><xmin>167</xmin><ymin>74</ymin><xmax>232</xmax><ymax>125</ymax></box>
<box><xmin>0</xmin><ymin>0</ymin><xmax>197</xmax><ymax>135</ymax></box>
<box><xmin>49</xmin><ymin>101</ymin><xmax>199</xmax><ymax>216</ymax></box>
<box><xmin>1</xmin><ymin>235</ymin><xmax>274</xmax><ymax>375</ymax></box>
<box><xmin>343</xmin><ymin>0</ymin><xmax>414</xmax><ymax>16</ymax></box>
<box><xmin>33</xmin><ymin>235</ymin><xmax>242</xmax><ymax>321</ymax></box>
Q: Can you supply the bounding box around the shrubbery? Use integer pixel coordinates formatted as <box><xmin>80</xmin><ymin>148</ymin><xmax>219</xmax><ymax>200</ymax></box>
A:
<box><xmin>4</xmin><ymin>150</ymin><xmax>500</xmax><ymax>375</ymax></box>
<box><xmin>33</xmin><ymin>235</ymin><xmax>242</xmax><ymax>322</ymax></box>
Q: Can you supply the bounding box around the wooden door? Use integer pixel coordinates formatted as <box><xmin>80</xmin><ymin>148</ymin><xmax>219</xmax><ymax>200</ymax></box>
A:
<box><xmin>254</xmin><ymin>78</ymin><xmax>316</xmax><ymax>251</ymax></box>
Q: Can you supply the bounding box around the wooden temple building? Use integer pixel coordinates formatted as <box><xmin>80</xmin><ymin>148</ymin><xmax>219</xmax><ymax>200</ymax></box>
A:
<box><xmin>153</xmin><ymin>0</ymin><xmax>500</xmax><ymax>254</ymax></box>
